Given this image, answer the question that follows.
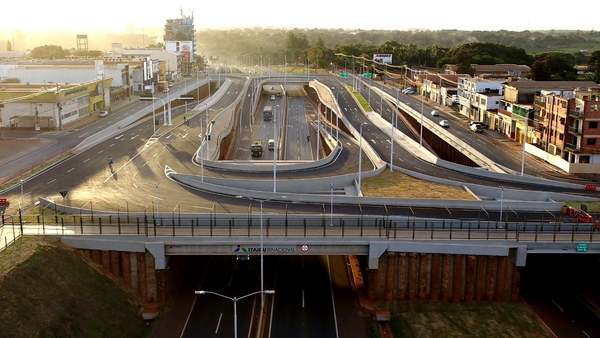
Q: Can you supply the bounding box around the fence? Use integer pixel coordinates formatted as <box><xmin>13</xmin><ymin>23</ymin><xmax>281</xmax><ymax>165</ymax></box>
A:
<box><xmin>3</xmin><ymin>212</ymin><xmax>599</xmax><ymax>243</ymax></box>
<box><xmin>0</xmin><ymin>222</ymin><xmax>23</xmax><ymax>252</ymax></box>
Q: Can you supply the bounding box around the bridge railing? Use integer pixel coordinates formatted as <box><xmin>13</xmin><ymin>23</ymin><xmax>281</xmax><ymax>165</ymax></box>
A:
<box><xmin>2</xmin><ymin>213</ymin><xmax>598</xmax><ymax>243</ymax></box>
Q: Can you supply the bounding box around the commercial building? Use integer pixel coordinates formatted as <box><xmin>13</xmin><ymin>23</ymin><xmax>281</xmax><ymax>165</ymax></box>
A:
<box><xmin>0</xmin><ymin>78</ymin><xmax>112</xmax><ymax>129</ymax></box>
<box><xmin>531</xmin><ymin>86</ymin><xmax>600</xmax><ymax>172</ymax></box>
<box><xmin>109</xmin><ymin>43</ymin><xmax>177</xmax><ymax>82</ymax></box>
<box><xmin>164</xmin><ymin>10</ymin><xmax>196</xmax><ymax>74</ymax></box>
<box><xmin>420</xmin><ymin>74</ymin><xmax>461</xmax><ymax>107</ymax></box>
<box><xmin>497</xmin><ymin>80</ymin><xmax>597</xmax><ymax>144</ymax></box>
<box><xmin>457</xmin><ymin>77</ymin><xmax>504</xmax><ymax>123</ymax></box>
<box><xmin>445</xmin><ymin>64</ymin><xmax>531</xmax><ymax>78</ymax></box>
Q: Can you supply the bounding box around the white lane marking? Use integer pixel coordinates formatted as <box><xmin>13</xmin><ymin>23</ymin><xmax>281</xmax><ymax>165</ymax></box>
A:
<box><xmin>98</xmin><ymin>150</ymin><xmax>104</xmax><ymax>154</ymax></box>
<box><xmin>166</xmin><ymin>134</ymin><xmax>172</xmax><ymax>139</ymax></box>
<box><xmin>582</xmin><ymin>331</ymin><xmax>591</xmax><ymax>338</ymax></box>
<box><xmin>551</xmin><ymin>299</ymin><xmax>564</xmax><ymax>312</ymax></box>
<box><xmin>114</xmin><ymin>134</ymin><xmax>123</xmax><ymax>140</ymax></box>
<box><xmin>109</xmin><ymin>143</ymin><xmax>115</xmax><ymax>147</ymax></box>
<box><xmin>149</xmin><ymin>195</ymin><xmax>163</xmax><ymax>201</ymax></box>
<box><xmin>179</xmin><ymin>295</ymin><xmax>198</xmax><ymax>338</ymax></box>
<box><xmin>78</xmin><ymin>131</ymin><xmax>90</xmax><ymax>138</ymax></box>
<box><xmin>47</xmin><ymin>179</ymin><xmax>56</xmax><ymax>185</ymax></box>
<box><xmin>386</xmin><ymin>139</ymin><xmax>392</xmax><ymax>145</ymax></box>
<box><xmin>83</xmin><ymin>158</ymin><xmax>90</xmax><ymax>163</ymax></box>
<box><xmin>182</xmin><ymin>133</ymin><xmax>188</xmax><ymax>138</ymax></box>
<box><xmin>67</xmin><ymin>168</ymin><xmax>75</xmax><ymax>173</ymax></box>
<box><xmin>214</xmin><ymin>312</ymin><xmax>223</xmax><ymax>334</ymax></box>
<box><xmin>370</xmin><ymin>139</ymin><xmax>377</xmax><ymax>144</ymax></box>
<box><xmin>326</xmin><ymin>256</ymin><xmax>340</xmax><ymax>338</ymax></box>
<box><xmin>130</xmin><ymin>134</ymin><xmax>139</xmax><ymax>140</ymax></box>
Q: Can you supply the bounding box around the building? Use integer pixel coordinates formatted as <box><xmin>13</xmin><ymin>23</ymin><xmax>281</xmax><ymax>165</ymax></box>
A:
<box><xmin>445</xmin><ymin>64</ymin><xmax>531</xmax><ymax>78</ymax></box>
<box><xmin>164</xmin><ymin>10</ymin><xmax>196</xmax><ymax>74</ymax></box>
<box><xmin>110</xmin><ymin>43</ymin><xmax>177</xmax><ymax>82</ymax></box>
<box><xmin>457</xmin><ymin>77</ymin><xmax>504</xmax><ymax>123</ymax></box>
<box><xmin>497</xmin><ymin>80</ymin><xmax>597</xmax><ymax>144</ymax></box>
<box><xmin>420</xmin><ymin>74</ymin><xmax>461</xmax><ymax>107</ymax></box>
<box><xmin>0</xmin><ymin>78</ymin><xmax>112</xmax><ymax>129</ymax></box>
<box><xmin>535</xmin><ymin>87</ymin><xmax>600</xmax><ymax>168</ymax></box>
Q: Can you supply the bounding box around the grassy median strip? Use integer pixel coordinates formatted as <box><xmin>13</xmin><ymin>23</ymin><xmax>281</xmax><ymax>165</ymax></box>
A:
<box><xmin>345</xmin><ymin>84</ymin><xmax>373</xmax><ymax>112</ymax></box>
<box><xmin>0</xmin><ymin>238</ymin><xmax>148</xmax><ymax>338</ymax></box>
<box><xmin>362</xmin><ymin>170</ymin><xmax>475</xmax><ymax>200</ymax></box>
<box><xmin>390</xmin><ymin>302</ymin><xmax>553</xmax><ymax>338</ymax></box>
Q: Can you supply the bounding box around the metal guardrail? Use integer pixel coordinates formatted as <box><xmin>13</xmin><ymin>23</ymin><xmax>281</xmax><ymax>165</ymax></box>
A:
<box><xmin>4</xmin><ymin>214</ymin><xmax>598</xmax><ymax>243</ymax></box>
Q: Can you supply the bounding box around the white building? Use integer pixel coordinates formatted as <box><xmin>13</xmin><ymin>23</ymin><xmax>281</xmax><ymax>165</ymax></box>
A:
<box><xmin>457</xmin><ymin>77</ymin><xmax>504</xmax><ymax>122</ymax></box>
<box><xmin>110</xmin><ymin>43</ymin><xmax>179</xmax><ymax>80</ymax></box>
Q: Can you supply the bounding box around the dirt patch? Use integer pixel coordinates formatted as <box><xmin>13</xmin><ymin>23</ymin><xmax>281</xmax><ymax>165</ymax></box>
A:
<box><xmin>362</xmin><ymin>170</ymin><xmax>475</xmax><ymax>200</ymax></box>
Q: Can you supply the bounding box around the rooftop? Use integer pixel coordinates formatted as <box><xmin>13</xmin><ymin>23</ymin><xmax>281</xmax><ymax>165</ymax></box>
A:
<box><xmin>506</xmin><ymin>80</ymin><xmax>598</xmax><ymax>90</ymax></box>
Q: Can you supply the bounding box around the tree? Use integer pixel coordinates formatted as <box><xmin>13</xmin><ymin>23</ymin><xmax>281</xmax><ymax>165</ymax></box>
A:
<box><xmin>531</xmin><ymin>52</ymin><xmax>577</xmax><ymax>80</ymax></box>
<box><xmin>436</xmin><ymin>42</ymin><xmax>533</xmax><ymax>69</ymax></box>
<box><xmin>71</xmin><ymin>50</ymin><xmax>103</xmax><ymax>58</ymax></box>
<box><xmin>30</xmin><ymin>45</ymin><xmax>66</xmax><ymax>59</ymax></box>
<box><xmin>286</xmin><ymin>31</ymin><xmax>309</xmax><ymax>64</ymax></box>
<box><xmin>589</xmin><ymin>50</ymin><xmax>600</xmax><ymax>83</ymax></box>
<box><xmin>146</xmin><ymin>42</ymin><xmax>164</xmax><ymax>49</ymax></box>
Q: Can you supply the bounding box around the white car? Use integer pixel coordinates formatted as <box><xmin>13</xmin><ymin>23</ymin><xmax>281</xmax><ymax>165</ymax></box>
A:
<box><xmin>270</xmin><ymin>95</ymin><xmax>276</xmax><ymax>101</ymax></box>
<box><xmin>439</xmin><ymin>120</ymin><xmax>450</xmax><ymax>128</ymax></box>
<box><xmin>430</xmin><ymin>110</ymin><xmax>439</xmax><ymax>117</ymax></box>
<box><xmin>98</xmin><ymin>111</ymin><xmax>109</xmax><ymax>118</ymax></box>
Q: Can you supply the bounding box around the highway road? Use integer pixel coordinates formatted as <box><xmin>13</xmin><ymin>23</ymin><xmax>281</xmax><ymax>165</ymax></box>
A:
<box><xmin>365</xmin><ymin>76</ymin><xmax>600</xmax><ymax>184</ymax></box>
<box><xmin>324</xmin><ymin>76</ymin><xmax>600</xmax><ymax>195</ymax></box>
<box><xmin>284</xmin><ymin>95</ymin><xmax>316</xmax><ymax>161</ymax></box>
<box><xmin>179</xmin><ymin>255</ymin><xmax>360</xmax><ymax>338</ymax></box>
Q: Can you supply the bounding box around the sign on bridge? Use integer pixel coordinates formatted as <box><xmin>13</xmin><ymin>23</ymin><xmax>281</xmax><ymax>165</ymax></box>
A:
<box><xmin>576</xmin><ymin>243</ymin><xmax>589</xmax><ymax>253</ymax></box>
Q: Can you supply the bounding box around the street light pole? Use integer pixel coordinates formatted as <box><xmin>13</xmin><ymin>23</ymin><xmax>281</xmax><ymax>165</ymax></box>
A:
<box><xmin>330</xmin><ymin>183</ymin><xmax>334</xmax><ymax>226</ymax></box>
<box><xmin>419</xmin><ymin>88</ymin><xmax>424</xmax><ymax>147</ymax></box>
<box><xmin>195</xmin><ymin>290</ymin><xmax>275</xmax><ymax>338</ymax></box>
<box><xmin>521</xmin><ymin>121</ymin><xmax>528</xmax><ymax>176</ymax></box>
<box><xmin>259</xmin><ymin>200</ymin><xmax>264</xmax><ymax>307</ymax></box>
<box><xmin>358</xmin><ymin>123</ymin><xmax>367</xmax><ymax>190</ymax></box>
<box><xmin>273</xmin><ymin>106</ymin><xmax>277</xmax><ymax>193</ymax></box>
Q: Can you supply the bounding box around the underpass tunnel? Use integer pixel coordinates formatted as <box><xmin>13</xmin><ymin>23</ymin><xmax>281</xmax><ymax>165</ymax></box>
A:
<box><xmin>165</xmin><ymin>254</ymin><xmax>366</xmax><ymax>338</ymax></box>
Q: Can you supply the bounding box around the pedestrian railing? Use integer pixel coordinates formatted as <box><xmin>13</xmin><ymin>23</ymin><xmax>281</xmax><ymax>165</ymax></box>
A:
<box><xmin>2</xmin><ymin>213</ymin><xmax>598</xmax><ymax>243</ymax></box>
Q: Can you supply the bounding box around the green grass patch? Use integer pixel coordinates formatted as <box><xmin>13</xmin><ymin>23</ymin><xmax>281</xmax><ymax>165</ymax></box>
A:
<box><xmin>391</xmin><ymin>302</ymin><xmax>553</xmax><ymax>338</ymax></box>
<box><xmin>362</xmin><ymin>170</ymin><xmax>475</xmax><ymax>200</ymax></box>
<box><xmin>0</xmin><ymin>237</ymin><xmax>148</xmax><ymax>338</ymax></box>
<box><xmin>344</xmin><ymin>85</ymin><xmax>373</xmax><ymax>112</ymax></box>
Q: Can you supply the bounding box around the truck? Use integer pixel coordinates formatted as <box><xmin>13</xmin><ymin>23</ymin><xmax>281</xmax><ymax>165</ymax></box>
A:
<box><xmin>263</xmin><ymin>105</ymin><xmax>273</xmax><ymax>121</ymax></box>
<box><xmin>251</xmin><ymin>140</ymin><xmax>263</xmax><ymax>158</ymax></box>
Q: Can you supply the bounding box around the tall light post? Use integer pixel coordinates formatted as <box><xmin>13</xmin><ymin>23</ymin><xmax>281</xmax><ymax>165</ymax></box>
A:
<box><xmin>330</xmin><ymin>183</ymin><xmax>334</xmax><ymax>226</ymax></box>
<box><xmin>19</xmin><ymin>179</ymin><xmax>24</xmax><ymax>209</ymax></box>
<box><xmin>316</xmin><ymin>105</ymin><xmax>321</xmax><ymax>160</ymax></box>
<box><xmin>419</xmin><ymin>87</ymin><xmax>424</xmax><ymax>147</ymax></box>
<box><xmin>235</xmin><ymin>196</ymin><xmax>267</xmax><ymax>308</ymax></box>
<box><xmin>273</xmin><ymin>105</ymin><xmax>278</xmax><ymax>193</ymax></box>
<box><xmin>195</xmin><ymin>290</ymin><xmax>275</xmax><ymax>338</ymax></box>
<box><xmin>358</xmin><ymin>122</ymin><xmax>368</xmax><ymax>190</ymax></box>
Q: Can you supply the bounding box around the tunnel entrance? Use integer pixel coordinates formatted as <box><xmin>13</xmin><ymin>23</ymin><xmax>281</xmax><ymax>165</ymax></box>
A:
<box><xmin>521</xmin><ymin>254</ymin><xmax>600</xmax><ymax>337</ymax></box>
<box><xmin>165</xmin><ymin>255</ymin><xmax>367</xmax><ymax>338</ymax></box>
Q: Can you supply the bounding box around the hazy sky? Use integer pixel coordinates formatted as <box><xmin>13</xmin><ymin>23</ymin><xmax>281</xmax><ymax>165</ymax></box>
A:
<box><xmin>1</xmin><ymin>0</ymin><xmax>599</xmax><ymax>31</ymax></box>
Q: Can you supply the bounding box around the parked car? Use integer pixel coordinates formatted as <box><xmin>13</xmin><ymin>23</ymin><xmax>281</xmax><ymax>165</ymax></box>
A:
<box><xmin>430</xmin><ymin>110</ymin><xmax>439</xmax><ymax>117</ymax></box>
<box><xmin>98</xmin><ymin>111</ymin><xmax>109</xmax><ymax>118</ymax></box>
<box><xmin>439</xmin><ymin>120</ymin><xmax>450</xmax><ymax>128</ymax></box>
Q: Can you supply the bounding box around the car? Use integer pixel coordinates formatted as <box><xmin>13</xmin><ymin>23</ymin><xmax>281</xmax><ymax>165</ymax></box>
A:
<box><xmin>470</xmin><ymin>123</ymin><xmax>484</xmax><ymax>133</ymax></box>
<box><xmin>98</xmin><ymin>111</ymin><xmax>109</xmax><ymax>118</ymax></box>
<box><xmin>430</xmin><ymin>110</ymin><xmax>439</xmax><ymax>117</ymax></box>
<box><xmin>405</xmin><ymin>89</ymin><xmax>416</xmax><ymax>95</ymax></box>
<box><xmin>270</xmin><ymin>95</ymin><xmax>276</xmax><ymax>101</ymax></box>
<box><xmin>401</xmin><ymin>87</ymin><xmax>415</xmax><ymax>94</ymax></box>
<box><xmin>439</xmin><ymin>120</ymin><xmax>450</xmax><ymax>128</ymax></box>
<box><xmin>268</xmin><ymin>139</ymin><xmax>275</xmax><ymax>151</ymax></box>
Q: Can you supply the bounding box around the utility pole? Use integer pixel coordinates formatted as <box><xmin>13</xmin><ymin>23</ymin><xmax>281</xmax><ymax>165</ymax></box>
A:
<box><xmin>273</xmin><ymin>106</ymin><xmax>277</xmax><ymax>193</ymax></box>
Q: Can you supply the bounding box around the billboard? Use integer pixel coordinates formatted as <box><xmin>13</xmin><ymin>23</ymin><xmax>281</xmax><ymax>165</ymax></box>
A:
<box><xmin>373</xmin><ymin>53</ymin><xmax>393</xmax><ymax>65</ymax></box>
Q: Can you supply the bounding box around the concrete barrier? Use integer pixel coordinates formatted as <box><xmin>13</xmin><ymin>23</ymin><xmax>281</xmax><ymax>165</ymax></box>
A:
<box><xmin>166</xmin><ymin>170</ymin><xmax>563</xmax><ymax>212</ymax></box>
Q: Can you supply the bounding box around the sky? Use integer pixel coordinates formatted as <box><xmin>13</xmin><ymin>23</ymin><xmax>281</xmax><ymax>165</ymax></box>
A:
<box><xmin>1</xmin><ymin>0</ymin><xmax>599</xmax><ymax>32</ymax></box>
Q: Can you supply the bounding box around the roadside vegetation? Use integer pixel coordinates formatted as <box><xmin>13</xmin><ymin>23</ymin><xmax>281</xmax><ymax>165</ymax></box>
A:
<box><xmin>344</xmin><ymin>84</ymin><xmax>373</xmax><ymax>112</ymax></box>
<box><xmin>0</xmin><ymin>237</ymin><xmax>148</xmax><ymax>338</ymax></box>
<box><xmin>565</xmin><ymin>201</ymin><xmax>600</xmax><ymax>213</ymax></box>
<box><xmin>362</xmin><ymin>170</ymin><xmax>475</xmax><ymax>200</ymax></box>
<box><xmin>389</xmin><ymin>302</ymin><xmax>553</xmax><ymax>338</ymax></box>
